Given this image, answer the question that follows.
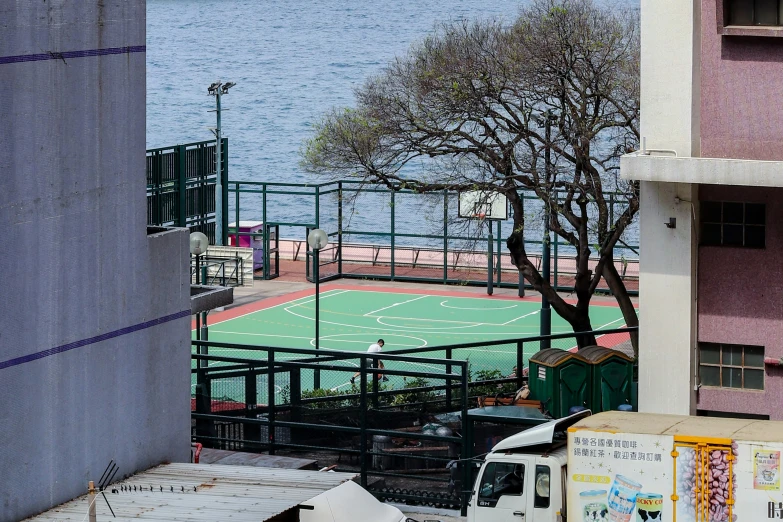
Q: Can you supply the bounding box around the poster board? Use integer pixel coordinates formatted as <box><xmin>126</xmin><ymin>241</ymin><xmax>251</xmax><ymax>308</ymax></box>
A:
<box><xmin>567</xmin><ymin>430</ymin><xmax>783</xmax><ymax>522</ymax></box>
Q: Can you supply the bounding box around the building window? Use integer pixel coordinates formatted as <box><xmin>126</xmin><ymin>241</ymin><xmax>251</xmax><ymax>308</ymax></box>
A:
<box><xmin>699</xmin><ymin>343</ymin><xmax>765</xmax><ymax>390</ymax></box>
<box><xmin>726</xmin><ymin>0</ymin><xmax>783</xmax><ymax>26</ymax></box>
<box><xmin>700</xmin><ymin>201</ymin><xmax>765</xmax><ymax>248</ymax></box>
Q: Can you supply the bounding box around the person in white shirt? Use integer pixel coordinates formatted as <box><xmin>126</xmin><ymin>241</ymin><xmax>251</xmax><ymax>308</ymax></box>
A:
<box><xmin>351</xmin><ymin>339</ymin><xmax>387</xmax><ymax>384</ymax></box>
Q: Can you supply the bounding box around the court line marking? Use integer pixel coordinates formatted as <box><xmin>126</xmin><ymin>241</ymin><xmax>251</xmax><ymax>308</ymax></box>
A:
<box><xmin>439</xmin><ymin>300</ymin><xmax>518</xmax><ymax>311</ymax></box>
<box><xmin>242</xmin><ymin>301</ymin><xmax>579</xmax><ymax>337</ymax></box>
<box><xmin>201</xmin><ymin>288</ymin><xmax>349</xmax><ymax>328</ymax></box>
<box><xmin>283</xmin><ymin>289</ymin><xmax>352</xmax><ymax>308</ymax></box>
<box><xmin>375</xmin><ymin>316</ymin><xmax>483</xmax><ymax>330</ymax></box>
<box><xmin>363</xmin><ymin>295</ymin><xmax>428</xmax><ymax>316</ymax></box>
<box><xmin>595</xmin><ymin>317</ymin><xmax>625</xmax><ymax>330</ymax></box>
<box><xmin>501</xmin><ymin>310</ymin><xmax>541</xmax><ymax>326</ymax></box>
<box><xmin>370</xmin><ymin>315</ymin><xmax>483</xmax><ymax>325</ymax></box>
<box><xmin>208</xmin><ymin>330</ymin><xmax>422</xmax><ymax>348</ymax></box>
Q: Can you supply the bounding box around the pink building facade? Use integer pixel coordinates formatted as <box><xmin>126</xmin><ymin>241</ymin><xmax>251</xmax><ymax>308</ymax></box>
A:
<box><xmin>622</xmin><ymin>0</ymin><xmax>783</xmax><ymax>419</ymax></box>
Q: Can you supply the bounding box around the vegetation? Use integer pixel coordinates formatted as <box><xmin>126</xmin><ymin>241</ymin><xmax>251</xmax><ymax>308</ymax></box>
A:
<box><xmin>303</xmin><ymin>0</ymin><xmax>641</xmax><ymax>353</ymax></box>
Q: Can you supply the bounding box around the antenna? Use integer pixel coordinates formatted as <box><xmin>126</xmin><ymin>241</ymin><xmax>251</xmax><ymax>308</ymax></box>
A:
<box><xmin>98</xmin><ymin>460</ymin><xmax>119</xmax><ymax>517</ymax></box>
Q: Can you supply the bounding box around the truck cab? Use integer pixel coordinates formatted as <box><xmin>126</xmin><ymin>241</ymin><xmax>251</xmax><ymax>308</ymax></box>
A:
<box><xmin>467</xmin><ymin>410</ymin><xmax>590</xmax><ymax>522</ymax></box>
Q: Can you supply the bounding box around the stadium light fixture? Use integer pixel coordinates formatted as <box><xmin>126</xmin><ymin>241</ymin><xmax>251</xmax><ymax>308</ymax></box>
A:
<box><xmin>207</xmin><ymin>80</ymin><xmax>237</xmax><ymax>246</ymax></box>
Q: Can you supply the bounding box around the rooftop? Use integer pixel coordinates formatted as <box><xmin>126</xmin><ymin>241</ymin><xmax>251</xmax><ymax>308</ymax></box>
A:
<box><xmin>25</xmin><ymin>463</ymin><xmax>357</xmax><ymax>522</ymax></box>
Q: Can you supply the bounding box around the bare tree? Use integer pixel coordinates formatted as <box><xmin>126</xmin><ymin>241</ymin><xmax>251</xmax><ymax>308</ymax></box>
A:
<box><xmin>302</xmin><ymin>0</ymin><xmax>640</xmax><ymax>353</ymax></box>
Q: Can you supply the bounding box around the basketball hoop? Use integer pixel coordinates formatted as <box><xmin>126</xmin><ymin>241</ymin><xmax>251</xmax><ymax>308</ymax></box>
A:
<box><xmin>458</xmin><ymin>190</ymin><xmax>508</xmax><ymax>221</ymax></box>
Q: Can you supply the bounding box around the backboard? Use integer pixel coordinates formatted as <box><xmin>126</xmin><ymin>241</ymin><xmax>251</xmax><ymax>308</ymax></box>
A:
<box><xmin>458</xmin><ymin>190</ymin><xmax>508</xmax><ymax>221</ymax></box>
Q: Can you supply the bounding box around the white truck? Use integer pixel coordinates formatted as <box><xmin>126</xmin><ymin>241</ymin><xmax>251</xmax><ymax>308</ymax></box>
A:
<box><xmin>467</xmin><ymin>409</ymin><xmax>783</xmax><ymax>522</ymax></box>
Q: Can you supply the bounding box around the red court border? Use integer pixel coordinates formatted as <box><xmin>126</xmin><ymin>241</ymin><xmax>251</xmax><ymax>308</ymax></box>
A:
<box><xmin>194</xmin><ymin>283</ymin><xmax>635</xmax><ymax>334</ymax></box>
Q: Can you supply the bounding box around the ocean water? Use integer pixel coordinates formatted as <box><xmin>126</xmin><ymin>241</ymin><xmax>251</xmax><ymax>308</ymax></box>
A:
<box><xmin>146</xmin><ymin>0</ymin><xmax>639</xmax><ymax>251</ymax></box>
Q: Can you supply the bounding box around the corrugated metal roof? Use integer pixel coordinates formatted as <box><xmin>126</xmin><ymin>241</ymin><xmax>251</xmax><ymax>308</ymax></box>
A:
<box><xmin>25</xmin><ymin>463</ymin><xmax>358</xmax><ymax>522</ymax></box>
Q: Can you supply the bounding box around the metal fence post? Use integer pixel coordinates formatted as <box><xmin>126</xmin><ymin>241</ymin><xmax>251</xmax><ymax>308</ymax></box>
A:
<box><xmin>553</xmin><ymin>235</ymin><xmax>559</xmax><ymax>291</ymax></box>
<box><xmin>315</xmin><ymin>185</ymin><xmax>320</xmax><ymax>229</ymax></box>
<box><xmin>263</xmin><ymin>184</ymin><xmax>268</xmax><ymax>280</ymax></box>
<box><xmin>338</xmin><ymin>181</ymin><xmax>343</xmax><ymax>276</ymax></box>
<box><xmin>291</xmin><ymin>368</ymin><xmax>301</xmax><ymax>422</ymax></box>
<box><xmin>268</xmin><ymin>352</ymin><xmax>275</xmax><ymax>455</ymax></box>
<box><xmin>487</xmin><ymin>226</ymin><xmax>494</xmax><ymax>295</ymax></box>
<box><xmin>460</xmin><ymin>361</ymin><xmax>470</xmax><ymax>517</ymax></box>
<box><xmin>518</xmin><ymin>193</ymin><xmax>525</xmax><ymax>297</ymax></box>
<box><xmin>245</xmin><ymin>368</ymin><xmax>260</xmax><ymax>450</ymax></box>
<box><xmin>552</xmin><ymin>189</ymin><xmax>558</xmax><ymax>291</ymax></box>
<box><xmin>359</xmin><ymin>355</ymin><xmax>368</xmax><ymax>488</ymax></box>
<box><xmin>177</xmin><ymin>145</ymin><xmax>187</xmax><ymax>227</ymax></box>
<box><xmin>221</xmin><ymin>138</ymin><xmax>229</xmax><ymax>245</ymax></box>
<box><xmin>195</xmin><ymin>368</ymin><xmax>213</xmax><ymax>443</ymax></box>
<box><xmin>372</xmin><ymin>357</ymin><xmax>379</xmax><ymax>410</ymax></box>
<box><xmin>234</xmin><ymin>182</ymin><xmax>241</xmax><ymax>247</ymax></box>
<box><xmin>496</xmin><ymin>221</ymin><xmax>502</xmax><ymax>286</ymax></box>
<box><xmin>446</xmin><ymin>348</ymin><xmax>453</xmax><ymax>410</ymax></box>
<box><xmin>390</xmin><ymin>190</ymin><xmax>395</xmax><ymax>281</ymax></box>
<box><xmin>517</xmin><ymin>341</ymin><xmax>525</xmax><ymax>390</ymax></box>
<box><xmin>443</xmin><ymin>189</ymin><xmax>449</xmax><ymax>284</ymax></box>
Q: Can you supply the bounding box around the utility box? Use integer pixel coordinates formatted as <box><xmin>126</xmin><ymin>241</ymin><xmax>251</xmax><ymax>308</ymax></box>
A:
<box><xmin>228</xmin><ymin>221</ymin><xmax>266</xmax><ymax>269</ymax></box>
<box><xmin>579</xmin><ymin>345</ymin><xmax>634</xmax><ymax>413</ymax></box>
<box><xmin>528</xmin><ymin>349</ymin><xmax>591</xmax><ymax>418</ymax></box>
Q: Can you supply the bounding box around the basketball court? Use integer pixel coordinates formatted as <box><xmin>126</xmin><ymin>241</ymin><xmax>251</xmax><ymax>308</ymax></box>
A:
<box><xmin>194</xmin><ymin>284</ymin><xmax>632</xmax><ymax>393</ymax></box>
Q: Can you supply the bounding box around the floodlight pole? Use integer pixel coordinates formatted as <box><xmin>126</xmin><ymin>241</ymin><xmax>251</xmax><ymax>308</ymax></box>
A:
<box><xmin>195</xmin><ymin>253</ymin><xmax>201</xmax><ymax>341</ymax></box>
<box><xmin>314</xmin><ymin>246</ymin><xmax>321</xmax><ymax>389</ymax></box>
<box><xmin>215</xmin><ymin>90</ymin><xmax>223</xmax><ymax>245</ymax></box>
<box><xmin>308</xmin><ymin>228</ymin><xmax>328</xmax><ymax>390</ymax></box>
<box><xmin>208</xmin><ymin>81</ymin><xmax>235</xmax><ymax>246</ymax></box>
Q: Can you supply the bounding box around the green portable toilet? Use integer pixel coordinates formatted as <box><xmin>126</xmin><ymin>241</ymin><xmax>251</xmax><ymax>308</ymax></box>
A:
<box><xmin>579</xmin><ymin>346</ymin><xmax>634</xmax><ymax>413</ymax></box>
<box><xmin>528</xmin><ymin>349</ymin><xmax>591</xmax><ymax>418</ymax></box>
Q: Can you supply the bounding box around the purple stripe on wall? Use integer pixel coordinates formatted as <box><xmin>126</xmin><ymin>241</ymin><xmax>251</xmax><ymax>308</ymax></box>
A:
<box><xmin>0</xmin><ymin>309</ymin><xmax>191</xmax><ymax>370</ymax></box>
<box><xmin>0</xmin><ymin>45</ymin><xmax>145</xmax><ymax>65</ymax></box>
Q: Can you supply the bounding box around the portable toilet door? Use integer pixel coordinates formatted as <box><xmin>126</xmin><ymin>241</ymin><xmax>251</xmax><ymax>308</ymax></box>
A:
<box><xmin>579</xmin><ymin>345</ymin><xmax>634</xmax><ymax>413</ymax></box>
<box><xmin>528</xmin><ymin>348</ymin><xmax>591</xmax><ymax>418</ymax></box>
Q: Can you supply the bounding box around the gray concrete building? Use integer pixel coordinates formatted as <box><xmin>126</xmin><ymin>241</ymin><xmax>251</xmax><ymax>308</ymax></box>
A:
<box><xmin>0</xmin><ymin>2</ymin><xmax>192</xmax><ymax>520</ymax></box>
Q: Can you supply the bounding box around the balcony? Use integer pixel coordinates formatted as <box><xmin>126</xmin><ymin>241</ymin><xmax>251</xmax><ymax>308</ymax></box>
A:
<box><xmin>621</xmin><ymin>153</ymin><xmax>783</xmax><ymax>187</ymax></box>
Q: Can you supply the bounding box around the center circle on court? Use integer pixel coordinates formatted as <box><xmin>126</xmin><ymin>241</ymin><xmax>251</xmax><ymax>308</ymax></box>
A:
<box><xmin>311</xmin><ymin>333</ymin><xmax>428</xmax><ymax>350</ymax></box>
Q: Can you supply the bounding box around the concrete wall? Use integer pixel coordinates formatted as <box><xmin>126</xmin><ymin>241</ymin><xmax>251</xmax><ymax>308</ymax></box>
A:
<box><xmin>0</xmin><ymin>2</ymin><xmax>191</xmax><ymax>520</ymax></box>
<box><xmin>701</xmin><ymin>0</ymin><xmax>783</xmax><ymax>161</ymax></box>
<box><xmin>636</xmin><ymin>0</ymin><xmax>700</xmax><ymax>415</ymax></box>
<box><xmin>640</xmin><ymin>0</ymin><xmax>700</xmax><ymax>155</ymax></box>
<box><xmin>697</xmin><ymin>185</ymin><xmax>783</xmax><ymax>418</ymax></box>
<box><xmin>637</xmin><ymin>182</ymin><xmax>699</xmax><ymax>415</ymax></box>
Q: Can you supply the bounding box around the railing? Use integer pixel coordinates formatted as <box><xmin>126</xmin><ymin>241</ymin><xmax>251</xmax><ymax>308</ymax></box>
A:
<box><xmin>190</xmin><ymin>257</ymin><xmax>245</xmax><ymax>287</ymax></box>
<box><xmin>146</xmin><ymin>139</ymin><xmax>228</xmax><ymax>244</ymax></box>
<box><xmin>192</xmin><ymin>343</ymin><xmax>470</xmax><ymax>509</ymax></box>
<box><xmin>190</xmin><ymin>326</ymin><xmax>637</xmax><ymax>511</ymax></box>
<box><xmin>226</xmin><ymin>180</ymin><xmax>639</xmax><ymax>295</ymax></box>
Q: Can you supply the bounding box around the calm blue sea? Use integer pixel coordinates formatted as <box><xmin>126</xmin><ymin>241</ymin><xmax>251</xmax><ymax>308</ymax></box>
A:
<box><xmin>146</xmin><ymin>0</ymin><xmax>639</xmax><ymax>251</ymax></box>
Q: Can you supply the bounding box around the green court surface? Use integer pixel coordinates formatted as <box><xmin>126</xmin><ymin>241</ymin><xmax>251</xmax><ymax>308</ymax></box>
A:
<box><xmin>195</xmin><ymin>286</ymin><xmax>627</xmax><ymax>396</ymax></box>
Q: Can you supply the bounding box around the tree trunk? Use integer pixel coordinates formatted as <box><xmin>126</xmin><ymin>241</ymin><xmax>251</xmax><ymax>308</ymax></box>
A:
<box><xmin>602</xmin><ymin>260</ymin><xmax>639</xmax><ymax>359</ymax></box>
<box><xmin>507</xmin><ymin>232</ymin><xmax>597</xmax><ymax>348</ymax></box>
<box><xmin>554</xmin><ymin>298</ymin><xmax>598</xmax><ymax>349</ymax></box>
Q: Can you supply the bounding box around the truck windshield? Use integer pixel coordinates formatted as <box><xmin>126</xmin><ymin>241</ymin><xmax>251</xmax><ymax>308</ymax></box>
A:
<box><xmin>478</xmin><ymin>462</ymin><xmax>525</xmax><ymax>506</ymax></box>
